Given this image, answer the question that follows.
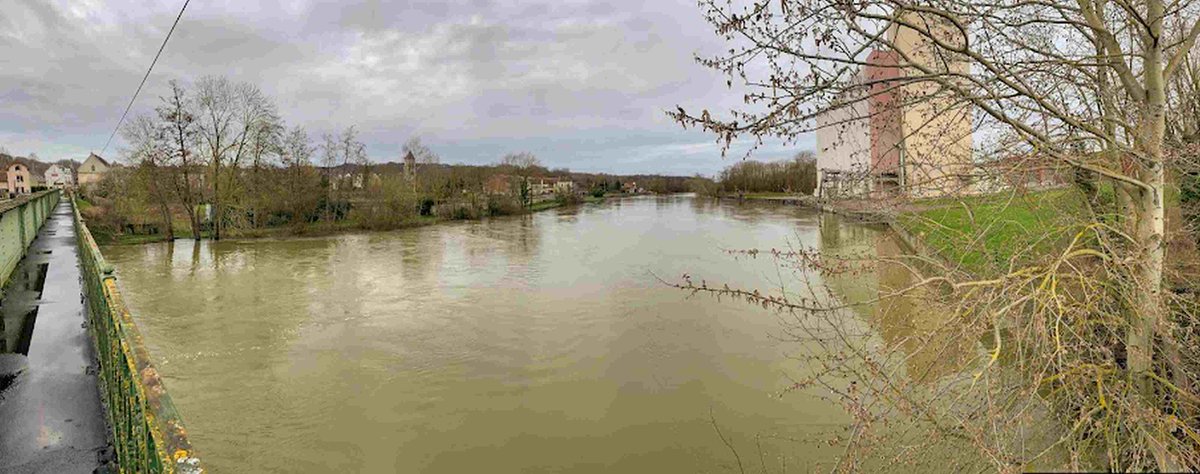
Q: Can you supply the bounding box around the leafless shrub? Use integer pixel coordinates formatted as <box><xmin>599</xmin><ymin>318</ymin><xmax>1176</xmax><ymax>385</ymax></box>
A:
<box><xmin>671</xmin><ymin>0</ymin><xmax>1200</xmax><ymax>470</ymax></box>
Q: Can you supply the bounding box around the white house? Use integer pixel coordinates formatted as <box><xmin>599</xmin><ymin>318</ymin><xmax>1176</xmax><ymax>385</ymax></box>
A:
<box><xmin>529</xmin><ymin>178</ymin><xmax>553</xmax><ymax>195</ymax></box>
<box><xmin>553</xmin><ymin>179</ymin><xmax>575</xmax><ymax>194</ymax></box>
<box><xmin>45</xmin><ymin>164</ymin><xmax>73</xmax><ymax>189</ymax></box>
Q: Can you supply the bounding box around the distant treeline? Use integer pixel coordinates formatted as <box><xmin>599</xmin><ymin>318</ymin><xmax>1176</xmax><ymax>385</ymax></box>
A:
<box><xmin>712</xmin><ymin>152</ymin><xmax>817</xmax><ymax>195</ymax></box>
<box><xmin>82</xmin><ymin>75</ymin><xmax>709</xmax><ymax>242</ymax></box>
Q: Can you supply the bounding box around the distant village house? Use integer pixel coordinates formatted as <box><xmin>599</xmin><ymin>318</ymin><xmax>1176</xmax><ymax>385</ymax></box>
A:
<box><xmin>77</xmin><ymin>153</ymin><xmax>111</xmax><ymax>187</ymax></box>
<box><xmin>529</xmin><ymin>177</ymin><xmax>553</xmax><ymax>196</ymax></box>
<box><xmin>45</xmin><ymin>164</ymin><xmax>74</xmax><ymax>189</ymax></box>
<box><xmin>528</xmin><ymin>177</ymin><xmax>576</xmax><ymax>196</ymax></box>
<box><xmin>484</xmin><ymin>175</ymin><xmax>576</xmax><ymax>197</ymax></box>
<box><xmin>330</xmin><ymin>173</ymin><xmax>365</xmax><ymax>191</ymax></box>
<box><xmin>6</xmin><ymin>162</ymin><xmax>31</xmax><ymax>196</ymax></box>
<box><xmin>553</xmin><ymin>180</ymin><xmax>575</xmax><ymax>194</ymax></box>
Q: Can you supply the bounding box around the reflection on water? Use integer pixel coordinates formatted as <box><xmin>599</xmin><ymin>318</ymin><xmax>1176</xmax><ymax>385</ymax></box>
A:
<box><xmin>818</xmin><ymin>215</ymin><xmax>972</xmax><ymax>382</ymax></box>
<box><xmin>104</xmin><ymin>195</ymin><xmax>949</xmax><ymax>473</ymax></box>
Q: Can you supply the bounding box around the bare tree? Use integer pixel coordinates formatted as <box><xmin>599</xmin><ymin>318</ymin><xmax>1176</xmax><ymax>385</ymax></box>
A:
<box><xmin>280</xmin><ymin>126</ymin><xmax>321</xmax><ymax>226</ymax></box>
<box><xmin>499</xmin><ymin>152</ymin><xmax>542</xmax><ymax>208</ymax></box>
<box><xmin>225</xmin><ymin>83</ymin><xmax>280</xmax><ymax>233</ymax></box>
<box><xmin>159</xmin><ymin>81</ymin><xmax>202</xmax><ymax>240</ymax></box>
<box><xmin>345</xmin><ymin>127</ymin><xmax>367</xmax><ymax>190</ymax></box>
<box><xmin>243</xmin><ymin>112</ymin><xmax>284</xmax><ymax>229</ymax></box>
<box><xmin>194</xmin><ymin>76</ymin><xmax>236</xmax><ymax>240</ymax></box>
<box><xmin>500</xmin><ymin>151</ymin><xmax>541</xmax><ymax>170</ymax></box>
<box><xmin>340</xmin><ymin>126</ymin><xmax>366</xmax><ymax>173</ymax></box>
<box><xmin>193</xmin><ymin>76</ymin><xmax>279</xmax><ymax>240</ymax></box>
<box><xmin>403</xmin><ymin>136</ymin><xmax>440</xmax><ymax>164</ymax></box>
<box><xmin>121</xmin><ymin>115</ymin><xmax>175</xmax><ymax>240</ymax></box>
<box><xmin>671</xmin><ymin>0</ymin><xmax>1200</xmax><ymax>470</ymax></box>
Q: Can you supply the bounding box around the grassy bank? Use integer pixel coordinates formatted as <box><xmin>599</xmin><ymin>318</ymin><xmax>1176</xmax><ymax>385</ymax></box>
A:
<box><xmin>527</xmin><ymin>194</ymin><xmax>606</xmax><ymax>212</ymax></box>
<box><xmin>894</xmin><ymin>188</ymin><xmax>1087</xmax><ymax>275</ymax></box>
<box><xmin>893</xmin><ymin>182</ymin><xmax>1194</xmax><ymax>277</ymax></box>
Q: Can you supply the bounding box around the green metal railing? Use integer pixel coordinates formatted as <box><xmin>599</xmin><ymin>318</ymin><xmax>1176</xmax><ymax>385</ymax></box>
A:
<box><xmin>71</xmin><ymin>195</ymin><xmax>204</xmax><ymax>473</ymax></box>
<box><xmin>0</xmin><ymin>191</ymin><xmax>61</xmax><ymax>290</ymax></box>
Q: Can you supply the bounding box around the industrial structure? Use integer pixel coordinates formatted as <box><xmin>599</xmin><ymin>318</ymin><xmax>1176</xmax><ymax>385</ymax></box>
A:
<box><xmin>816</xmin><ymin>12</ymin><xmax>974</xmax><ymax>199</ymax></box>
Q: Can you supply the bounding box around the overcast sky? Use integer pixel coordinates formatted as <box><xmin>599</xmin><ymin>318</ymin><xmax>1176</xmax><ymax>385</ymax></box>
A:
<box><xmin>0</xmin><ymin>0</ymin><xmax>812</xmax><ymax>176</ymax></box>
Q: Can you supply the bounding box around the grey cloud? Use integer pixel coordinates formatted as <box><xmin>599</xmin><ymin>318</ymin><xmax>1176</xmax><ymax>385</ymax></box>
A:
<box><xmin>0</xmin><ymin>0</ymin><xmax>811</xmax><ymax>175</ymax></box>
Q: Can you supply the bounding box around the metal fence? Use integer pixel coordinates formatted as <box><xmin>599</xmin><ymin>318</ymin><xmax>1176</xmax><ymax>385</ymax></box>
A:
<box><xmin>71</xmin><ymin>195</ymin><xmax>204</xmax><ymax>473</ymax></box>
<box><xmin>0</xmin><ymin>191</ymin><xmax>61</xmax><ymax>290</ymax></box>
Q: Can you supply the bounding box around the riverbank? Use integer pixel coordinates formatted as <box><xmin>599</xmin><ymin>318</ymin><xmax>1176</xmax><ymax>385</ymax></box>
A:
<box><xmin>102</xmin><ymin>194</ymin><xmax>608</xmax><ymax>245</ymax></box>
<box><xmin>713</xmin><ymin>187</ymin><xmax>1080</xmax><ymax>275</ymax></box>
<box><xmin>795</xmin><ymin>186</ymin><xmax>1197</xmax><ymax>284</ymax></box>
<box><xmin>710</xmin><ymin>191</ymin><xmax>817</xmax><ymax>205</ymax></box>
<box><xmin>807</xmin><ymin>188</ymin><xmax>1082</xmax><ymax>275</ymax></box>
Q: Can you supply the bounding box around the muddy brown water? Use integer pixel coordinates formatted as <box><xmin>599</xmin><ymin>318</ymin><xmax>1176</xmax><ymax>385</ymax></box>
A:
<box><xmin>103</xmin><ymin>195</ymin><xmax>949</xmax><ymax>473</ymax></box>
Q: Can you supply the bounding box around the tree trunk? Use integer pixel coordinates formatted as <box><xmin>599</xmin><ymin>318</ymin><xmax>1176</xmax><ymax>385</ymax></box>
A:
<box><xmin>182</xmin><ymin>189</ymin><xmax>201</xmax><ymax>242</ymax></box>
<box><xmin>1128</xmin><ymin>175</ymin><xmax>1165</xmax><ymax>386</ymax></box>
<box><xmin>188</xmin><ymin>210</ymin><xmax>201</xmax><ymax>241</ymax></box>
<box><xmin>1128</xmin><ymin>5</ymin><xmax>1172</xmax><ymax>469</ymax></box>
<box><xmin>182</xmin><ymin>198</ymin><xmax>199</xmax><ymax>241</ymax></box>
<box><xmin>157</xmin><ymin>201</ymin><xmax>174</xmax><ymax>241</ymax></box>
<box><xmin>176</xmin><ymin>169</ymin><xmax>201</xmax><ymax>241</ymax></box>
<box><xmin>212</xmin><ymin>161</ymin><xmax>222</xmax><ymax>240</ymax></box>
<box><xmin>1127</xmin><ymin>0</ymin><xmax>1165</xmax><ymax>384</ymax></box>
<box><xmin>148</xmin><ymin>170</ymin><xmax>174</xmax><ymax>241</ymax></box>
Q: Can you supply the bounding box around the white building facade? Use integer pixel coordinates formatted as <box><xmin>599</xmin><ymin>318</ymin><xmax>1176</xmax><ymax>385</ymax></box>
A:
<box><xmin>814</xmin><ymin>79</ymin><xmax>872</xmax><ymax>199</ymax></box>
<box><xmin>45</xmin><ymin>164</ymin><xmax>73</xmax><ymax>188</ymax></box>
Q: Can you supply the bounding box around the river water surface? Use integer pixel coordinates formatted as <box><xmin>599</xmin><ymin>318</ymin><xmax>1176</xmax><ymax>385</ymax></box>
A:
<box><xmin>103</xmin><ymin>195</ymin><xmax>922</xmax><ymax>473</ymax></box>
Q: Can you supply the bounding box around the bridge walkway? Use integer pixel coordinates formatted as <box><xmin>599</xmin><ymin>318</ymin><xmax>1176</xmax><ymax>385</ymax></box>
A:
<box><xmin>0</xmin><ymin>199</ymin><xmax>111</xmax><ymax>473</ymax></box>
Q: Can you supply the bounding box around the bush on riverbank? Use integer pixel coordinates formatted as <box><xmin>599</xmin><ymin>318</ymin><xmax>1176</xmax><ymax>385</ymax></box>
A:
<box><xmin>687</xmin><ymin>176</ymin><xmax>720</xmax><ymax>197</ymax></box>
<box><xmin>555</xmin><ymin>190</ymin><xmax>582</xmax><ymax>206</ymax></box>
<box><xmin>92</xmin><ymin>190</ymin><xmax>599</xmax><ymax>245</ymax></box>
<box><xmin>351</xmin><ymin>175</ymin><xmax>421</xmax><ymax>230</ymax></box>
<box><xmin>715</xmin><ymin>151</ymin><xmax>817</xmax><ymax>196</ymax></box>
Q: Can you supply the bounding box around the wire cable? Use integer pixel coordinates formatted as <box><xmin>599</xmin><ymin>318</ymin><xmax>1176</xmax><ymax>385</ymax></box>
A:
<box><xmin>99</xmin><ymin>0</ymin><xmax>190</xmax><ymax>156</ymax></box>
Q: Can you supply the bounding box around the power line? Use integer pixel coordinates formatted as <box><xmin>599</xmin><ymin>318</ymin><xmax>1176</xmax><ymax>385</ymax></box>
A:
<box><xmin>99</xmin><ymin>0</ymin><xmax>190</xmax><ymax>156</ymax></box>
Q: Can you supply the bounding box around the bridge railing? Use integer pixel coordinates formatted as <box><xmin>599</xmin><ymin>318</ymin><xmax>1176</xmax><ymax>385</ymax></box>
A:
<box><xmin>71</xmin><ymin>194</ymin><xmax>204</xmax><ymax>474</ymax></box>
<box><xmin>0</xmin><ymin>190</ymin><xmax>62</xmax><ymax>290</ymax></box>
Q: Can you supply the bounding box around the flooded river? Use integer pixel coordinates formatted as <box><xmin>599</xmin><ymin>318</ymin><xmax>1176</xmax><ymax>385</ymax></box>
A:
<box><xmin>103</xmin><ymin>195</ymin><xmax>938</xmax><ymax>473</ymax></box>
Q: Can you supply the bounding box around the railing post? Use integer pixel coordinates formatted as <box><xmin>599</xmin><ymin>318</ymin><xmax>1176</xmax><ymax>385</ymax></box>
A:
<box><xmin>17</xmin><ymin>203</ymin><xmax>25</xmax><ymax>247</ymax></box>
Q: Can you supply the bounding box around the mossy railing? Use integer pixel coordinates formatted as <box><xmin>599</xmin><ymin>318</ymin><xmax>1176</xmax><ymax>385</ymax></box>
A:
<box><xmin>0</xmin><ymin>190</ymin><xmax>61</xmax><ymax>290</ymax></box>
<box><xmin>71</xmin><ymin>195</ymin><xmax>204</xmax><ymax>473</ymax></box>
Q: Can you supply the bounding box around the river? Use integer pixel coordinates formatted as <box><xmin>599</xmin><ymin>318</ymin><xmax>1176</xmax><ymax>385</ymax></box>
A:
<box><xmin>102</xmin><ymin>195</ymin><xmax>942</xmax><ymax>473</ymax></box>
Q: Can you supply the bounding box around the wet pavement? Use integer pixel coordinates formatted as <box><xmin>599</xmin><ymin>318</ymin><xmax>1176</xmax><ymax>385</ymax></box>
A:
<box><xmin>0</xmin><ymin>200</ymin><xmax>111</xmax><ymax>473</ymax></box>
